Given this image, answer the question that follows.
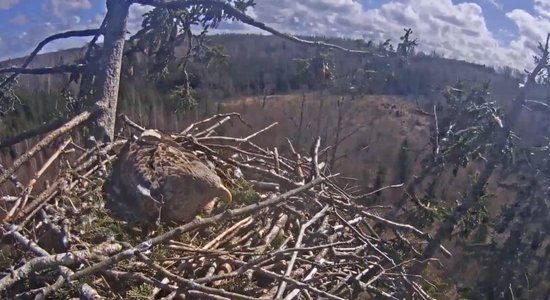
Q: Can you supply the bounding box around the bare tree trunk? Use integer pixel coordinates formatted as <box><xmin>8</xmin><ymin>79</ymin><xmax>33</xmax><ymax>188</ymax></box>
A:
<box><xmin>92</xmin><ymin>0</ymin><xmax>129</xmax><ymax>142</ymax></box>
<box><xmin>329</xmin><ymin>96</ymin><xmax>345</xmax><ymax>169</ymax></box>
<box><xmin>316</xmin><ymin>90</ymin><xmax>325</xmax><ymax>138</ymax></box>
<box><xmin>261</xmin><ymin>93</ymin><xmax>268</xmax><ymax>109</ymax></box>
<box><xmin>295</xmin><ymin>93</ymin><xmax>307</xmax><ymax>150</ymax></box>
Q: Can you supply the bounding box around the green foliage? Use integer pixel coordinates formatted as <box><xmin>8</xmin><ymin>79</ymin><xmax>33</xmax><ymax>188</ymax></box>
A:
<box><xmin>218</xmin><ymin>276</ymin><xmax>253</xmax><ymax>294</ymax></box>
<box><xmin>0</xmin><ymin>76</ymin><xmax>19</xmax><ymax>116</ymax></box>
<box><xmin>424</xmin><ymin>280</ymin><xmax>450</xmax><ymax>299</ymax></box>
<box><xmin>130</xmin><ymin>1</ymin><xmax>256</xmax><ymax>59</ymax></box>
<box><xmin>373</xmin><ymin>166</ymin><xmax>387</xmax><ymax>199</ymax></box>
<box><xmin>270</xmin><ymin>231</ymin><xmax>285</xmax><ymax>249</ymax></box>
<box><xmin>127</xmin><ymin>0</ymin><xmax>256</xmax><ymax>104</ymax></box>
<box><xmin>460</xmin><ymin>168</ymin><xmax>550</xmax><ymax>299</ymax></box>
<box><xmin>196</xmin><ymin>45</ymin><xmax>230</xmax><ymax>70</ymax></box>
<box><xmin>52</xmin><ymin>281</ymin><xmax>83</xmax><ymax>299</ymax></box>
<box><xmin>396</xmin><ymin>28</ymin><xmax>418</xmax><ymax>58</ymax></box>
<box><xmin>395</xmin><ymin>138</ymin><xmax>411</xmax><ymax>183</ymax></box>
<box><xmin>169</xmin><ymin>84</ymin><xmax>199</xmax><ymax>112</ymax></box>
<box><xmin>523</xmin><ymin>137</ymin><xmax>550</xmax><ymax>174</ymax></box>
<box><xmin>230</xmin><ymin>179</ymin><xmax>260</xmax><ymax>205</ymax></box>
<box><xmin>438</xmin><ymin>82</ymin><xmax>512</xmax><ymax>171</ymax></box>
<box><xmin>405</xmin><ymin>178</ymin><xmax>453</xmax><ymax>229</ymax></box>
<box><xmin>0</xmin><ymin>21</ymin><xmax>541</xmax><ymax>300</ymax></box>
<box><xmin>293</xmin><ymin>50</ymin><xmax>335</xmax><ymax>90</ymax></box>
<box><xmin>127</xmin><ymin>283</ymin><xmax>154</xmax><ymax>299</ymax></box>
<box><xmin>455</xmin><ymin>189</ymin><xmax>491</xmax><ymax>238</ymax></box>
<box><xmin>416</xmin><ymin>264</ymin><xmax>454</xmax><ymax>299</ymax></box>
<box><xmin>77</xmin><ymin>208</ymin><xmax>132</xmax><ymax>243</ymax></box>
<box><xmin>0</xmin><ymin>90</ymin><xmax>66</xmax><ymax>137</ymax></box>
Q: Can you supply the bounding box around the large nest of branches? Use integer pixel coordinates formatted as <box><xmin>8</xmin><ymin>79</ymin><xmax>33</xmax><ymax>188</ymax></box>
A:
<box><xmin>0</xmin><ymin>112</ymin><xmax>439</xmax><ymax>300</ymax></box>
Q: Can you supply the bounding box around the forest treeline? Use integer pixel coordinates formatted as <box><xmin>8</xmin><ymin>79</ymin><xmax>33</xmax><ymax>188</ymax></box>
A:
<box><xmin>1</xmin><ymin>33</ymin><xmax>545</xmax><ymax>137</ymax></box>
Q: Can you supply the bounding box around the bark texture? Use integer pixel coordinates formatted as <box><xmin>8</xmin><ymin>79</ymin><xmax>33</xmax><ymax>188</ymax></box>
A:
<box><xmin>92</xmin><ymin>0</ymin><xmax>129</xmax><ymax>142</ymax></box>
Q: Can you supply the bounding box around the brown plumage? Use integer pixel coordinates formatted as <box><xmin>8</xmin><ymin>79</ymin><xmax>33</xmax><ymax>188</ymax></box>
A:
<box><xmin>107</xmin><ymin>129</ymin><xmax>232</xmax><ymax>224</ymax></box>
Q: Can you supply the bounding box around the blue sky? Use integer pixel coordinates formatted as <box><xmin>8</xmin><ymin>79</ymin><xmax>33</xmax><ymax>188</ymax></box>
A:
<box><xmin>0</xmin><ymin>0</ymin><xmax>549</xmax><ymax>70</ymax></box>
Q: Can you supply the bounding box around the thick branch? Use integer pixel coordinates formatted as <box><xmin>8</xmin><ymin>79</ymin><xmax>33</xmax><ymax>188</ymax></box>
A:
<box><xmin>132</xmin><ymin>0</ymin><xmax>380</xmax><ymax>56</ymax></box>
<box><xmin>0</xmin><ymin>242</ymin><xmax>121</xmax><ymax>291</ymax></box>
<box><xmin>0</xmin><ymin>109</ymin><xmax>100</xmax><ymax>185</ymax></box>
<box><xmin>0</xmin><ymin>29</ymin><xmax>100</xmax><ymax>88</ymax></box>
<box><xmin>275</xmin><ymin>205</ymin><xmax>330</xmax><ymax>298</ymax></box>
<box><xmin>0</xmin><ymin>117</ymin><xmax>70</xmax><ymax>149</ymax></box>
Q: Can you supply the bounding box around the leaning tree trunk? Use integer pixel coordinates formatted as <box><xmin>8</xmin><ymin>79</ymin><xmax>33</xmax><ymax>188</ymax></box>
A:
<box><xmin>92</xmin><ymin>0</ymin><xmax>129</xmax><ymax>142</ymax></box>
<box><xmin>408</xmin><ymin>39</ymin><xmax>549</xmax><ymax>280</ymax></box>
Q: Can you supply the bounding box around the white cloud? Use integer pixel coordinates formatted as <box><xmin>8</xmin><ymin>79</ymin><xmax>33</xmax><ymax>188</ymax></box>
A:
<box><xmin>0</xmin><ymin>11</ymin><xmax>102</xmax><ymax>60</ymax></box>
<box><xmin>43</xmin><ymin>0</ymin><xmax>92</xmax><ymax>17</ymax></box>
<box><xmin>535</xmin><ymin>0</ymin><xmax>550</xmax><ymax>19</ymax></box>
<box><xmin>242</xmin><ymin>0</ymin><xmax>550</xmax><ymax>71</ymax></box>
<box><xmin>0</xmin><ymin>0</ymin><xmax>19</xmax><ymax>10</ymax></box>
<box><xmin>2</xmin><ymin>0</ymin><xmax>550</xmax><ymax>73</ymax></box>
<box><xmin>127</xmin><ymin>3</ymin><xmax>154</xmax><ymax>34</ymax></box>
<box><xmin>485</xmin><ymin>0</ymin><xmax>502</xmax><ymax>9</ymax></box>
<box><xmin>506</xmin><ymin>9</ymin><xmax>550</xmax><ymax>54</ymax></box>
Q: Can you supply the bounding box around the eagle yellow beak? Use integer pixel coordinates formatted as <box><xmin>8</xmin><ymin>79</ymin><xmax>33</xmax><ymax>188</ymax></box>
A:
<box><xmin>218</xmin><ymin>184</ymin><xmax>232</xmax><ymax>205</ymax></box>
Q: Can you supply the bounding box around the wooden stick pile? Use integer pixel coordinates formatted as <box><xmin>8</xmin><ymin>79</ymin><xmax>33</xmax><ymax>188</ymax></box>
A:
<box><xmin>0</xmin><ymin>112</ymin><xmax>438</xmax><ymax>299</ymax></box>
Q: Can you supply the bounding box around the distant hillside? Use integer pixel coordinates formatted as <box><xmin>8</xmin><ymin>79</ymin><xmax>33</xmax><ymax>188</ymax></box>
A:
<box><xmin>0</xmin><ymin>33</ymin><xmax>532</xmax><ymax>98</ymax></box>
<box><xmin>3</xmin><ymin>33</ymin><xmax>550</xmax><ymax>145</ymax></box>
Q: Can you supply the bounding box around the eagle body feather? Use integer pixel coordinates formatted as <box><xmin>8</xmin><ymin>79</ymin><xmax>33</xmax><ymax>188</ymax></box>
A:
<box><xmin>107</xmin><ymin>130</ymin><xmax>231</xmax><ymax>224</ymax></box>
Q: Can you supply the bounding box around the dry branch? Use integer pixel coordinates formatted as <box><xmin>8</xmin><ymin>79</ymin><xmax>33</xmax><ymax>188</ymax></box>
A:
<box><xmin>3</xmin><ymin>138</ymin><xmax>71</xmax><ymax>222</ymax></box>
<box><xmin>180</xmin><ymin>112</ymin><xmax>251</xmax><ymax>135</ymax></box>
<box><xmin>135</xmin><ymin>0</ymin><xmax>381</xmax><ymax>57</ymax></box>
<box><xmin>0</xmin><ymin>29</ymin><xmax>100</xmax><ymax>89</ymax></box>
<box><xmin>0</xmin><ymin>118</ymin><xmax>71</xmax><ymax>150</ymax></box>
<box><xmin>0</xmin><ymin>109</ymin><xmax>99</xmax><ymax>185</ymax></box>
<box><xmin>275</xmin><ymin>205</ymin><xmax>330</xmax><ymax>298</ymax></box>
<box><xmin>0</xmin><ymin>242</ymin><xmax>121</xmax><ymax>291</ymax></box>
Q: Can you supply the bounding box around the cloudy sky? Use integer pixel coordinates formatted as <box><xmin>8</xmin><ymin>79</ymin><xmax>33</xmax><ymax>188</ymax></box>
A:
<box><xmin>0</xmin><ymin>0</ymin><xmax>549</xmax><ymax>71</ymax></box>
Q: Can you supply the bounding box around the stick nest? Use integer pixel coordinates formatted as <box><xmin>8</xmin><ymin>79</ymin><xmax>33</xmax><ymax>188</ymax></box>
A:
<box><xmin>0</xmin><ymin>112</ymin><xmax>437</xmax><ymax>300</ymax></box>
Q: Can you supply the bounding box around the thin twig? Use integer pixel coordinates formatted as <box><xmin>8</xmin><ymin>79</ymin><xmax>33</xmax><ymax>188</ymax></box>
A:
<box><xmin>4</xmin><ymin>138</ymin><xmax>71</xmax><ymax>222</ymax></box>
<box><xmin>276</xmin><ymin>205</ymin><xmax>331</xmax><ymax>298</ymax></box>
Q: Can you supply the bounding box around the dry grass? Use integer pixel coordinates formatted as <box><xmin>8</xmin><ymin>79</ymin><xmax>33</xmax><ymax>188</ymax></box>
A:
<box><xmin>1</xmin><ymin>93</ymin><xmax>430</xmax><ymax>195</ymax></box>
<box><xmin>1</xmin><ymin>92</ymin><xmax>522</xmax><ymax>226</ymax></box>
